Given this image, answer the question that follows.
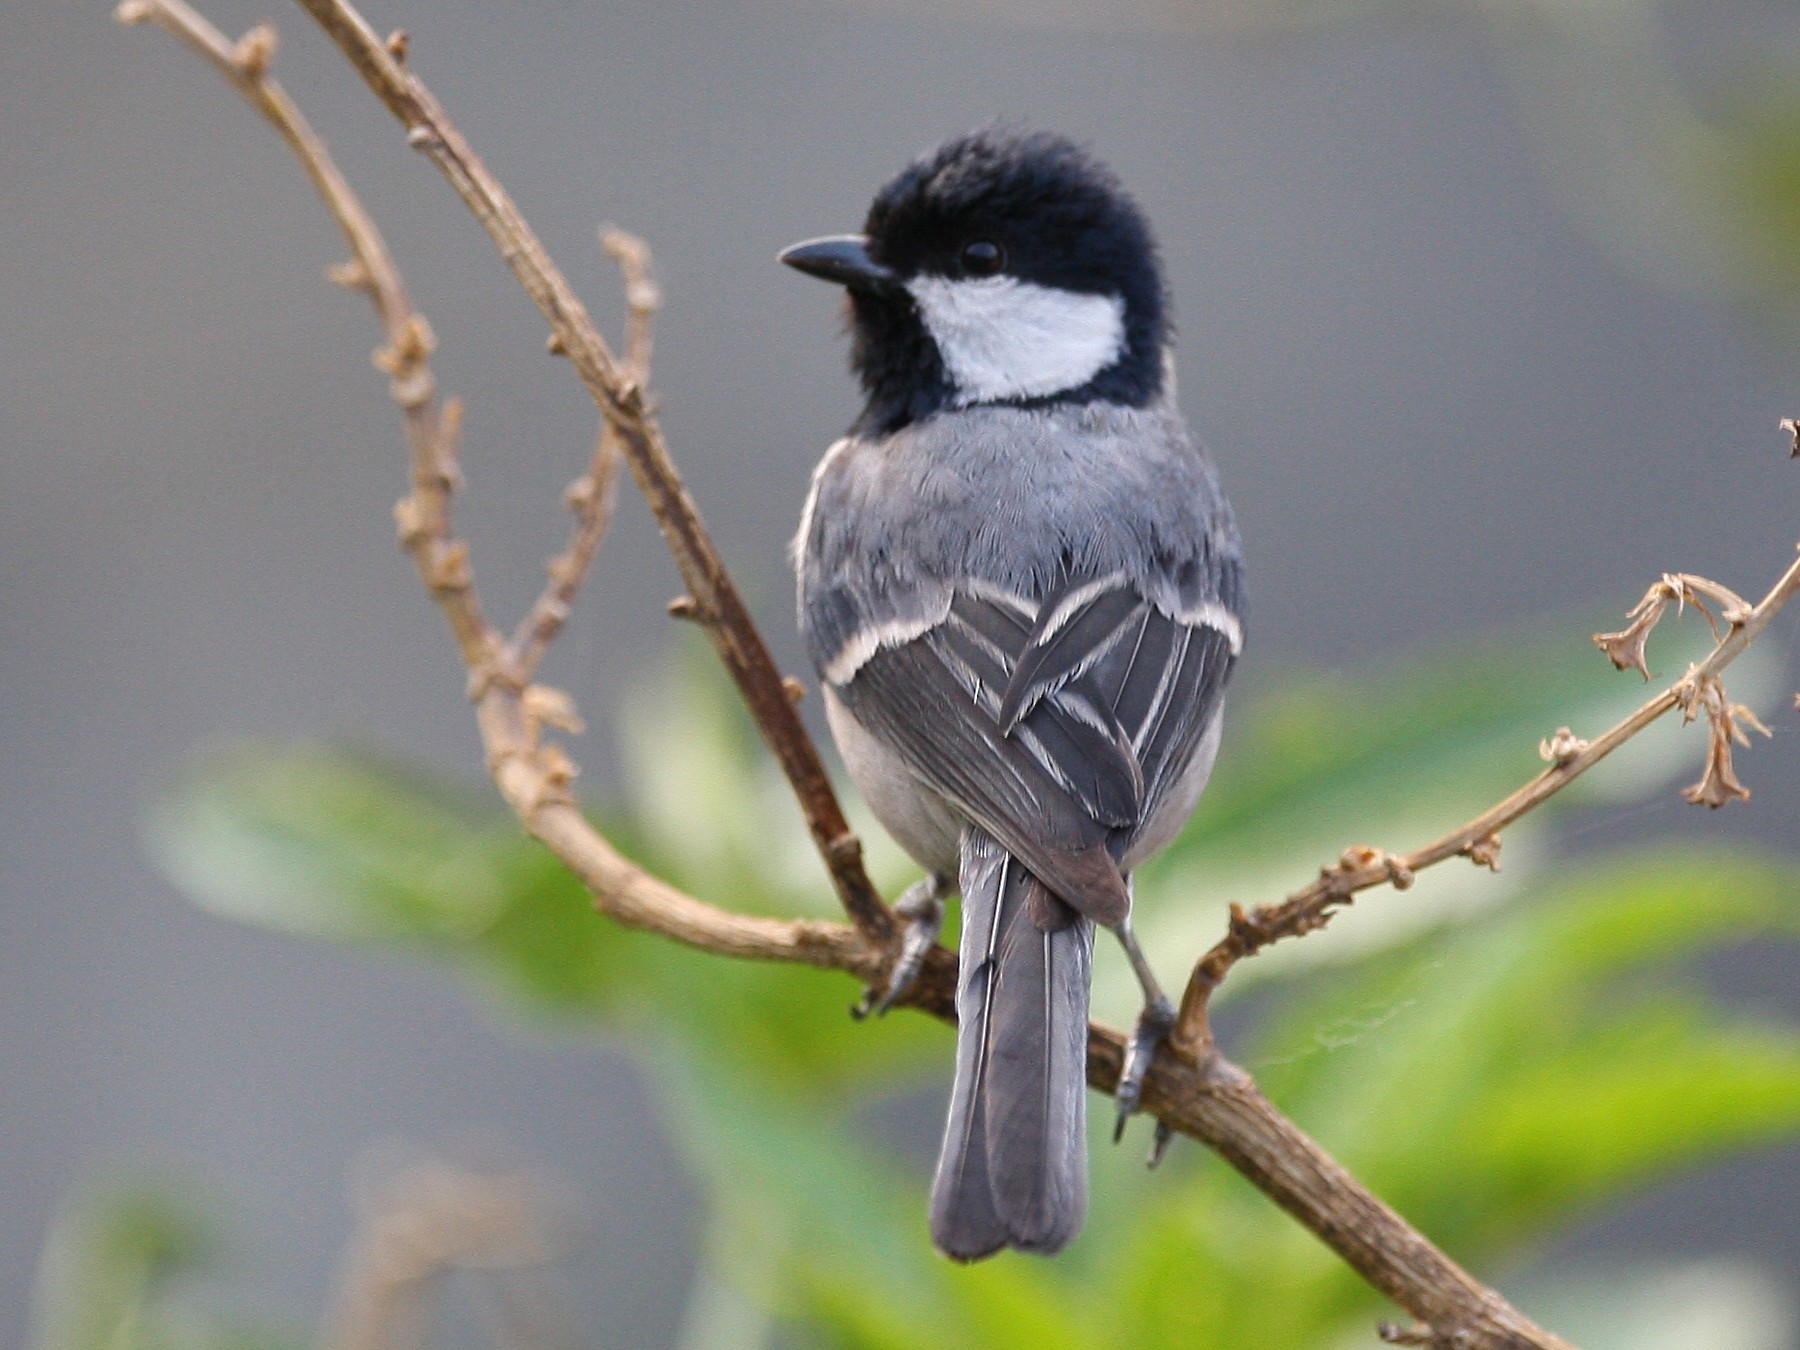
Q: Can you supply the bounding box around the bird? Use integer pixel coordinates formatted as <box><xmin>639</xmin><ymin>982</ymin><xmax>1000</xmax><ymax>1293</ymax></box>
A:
<box><xmin>782</xmin><ymin>127</ymin><xmax>1244</xmax><ymax>1261</ymax></box>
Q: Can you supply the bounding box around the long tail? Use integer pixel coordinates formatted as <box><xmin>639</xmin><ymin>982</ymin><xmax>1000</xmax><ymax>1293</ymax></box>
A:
<box><xmin>929</xmin><ymin>828</ymin><xmax>1093</xmax><ymax>1260</ymax></box>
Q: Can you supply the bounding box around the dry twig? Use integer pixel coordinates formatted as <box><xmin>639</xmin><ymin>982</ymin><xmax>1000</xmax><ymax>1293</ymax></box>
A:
<box><xmin>504</xmin><ymin>229</ymin><xmax>659</xmax><ymax>682</ymax></box>
<box><xmin>118</xmin><ymin>3</ymin><xmax>1799</xmax><ymax>1345</ymax></box>
<box><xmin>287</xmin><ymin>0</ymin><xmax>896</xmax><ymax>944</ymax></box>
<box><xmin>1172</xmin><ymin>549</ymin><xmax>1800</xmax><ymax>1054</ymax></box>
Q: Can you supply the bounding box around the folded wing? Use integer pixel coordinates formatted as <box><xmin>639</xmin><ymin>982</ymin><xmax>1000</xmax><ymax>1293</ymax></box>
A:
<box><xmin>830</xmin><ymin>575</ymin><xmax>1237</xmax><ymax>922</ymax></box>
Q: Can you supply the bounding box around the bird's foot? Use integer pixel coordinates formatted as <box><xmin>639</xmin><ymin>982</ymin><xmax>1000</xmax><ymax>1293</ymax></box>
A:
<box><xmin>1113</xmin><ymin>994</ymin><xmax>1176</xmax><ymax>1142</ymax></box>
<box><xmin>853</xmin><ymin>875</ymin><xmax>946</xmax><ymax>1019</ymax></box>
<box><xmin>1147</xmin><ymin>1120</ymin><xmax>1174</xmax><ymax>1169</ymax></box>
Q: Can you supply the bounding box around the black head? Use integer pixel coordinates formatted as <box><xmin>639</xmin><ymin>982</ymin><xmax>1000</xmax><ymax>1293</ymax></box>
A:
<box><xmin>781</xmin><ymin>127</ymin><xmax>1169</xmax><ymax>435</ymax></box>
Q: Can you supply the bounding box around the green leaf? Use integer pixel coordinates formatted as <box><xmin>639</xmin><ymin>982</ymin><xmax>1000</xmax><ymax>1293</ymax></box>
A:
<box><xmin>138</xmin><ymin>627</ymin><xmax>1800</xmax><ymax>1350</ymax></box>
<box><xmin>32</xmin><ymin>1178</ymin><xmax>303</xmax><ymax>1350</ymax></box>
<box><xmin>144</xmin><ymin>743</ymin><xmax>660</xmax><ymax>1020</ymax></box>
<box><xmin>659</xmin><ymin>1044</ymin><xmax>1091</xmax><ymax>1350</ymax></box>
<box><xmin>146</xmin><ymin>738</ymin><xmax>947</xmax><ymax>1084</ymax></box>
<box><xmin>145</xmin><ymin>743</ymin><xmax>513</xmax><ymax>943</ymax></box>
<box><xmin>1255</xmin><ymin>850</ymin><xmax>1800</xmax><ymax>1257</ymax></box>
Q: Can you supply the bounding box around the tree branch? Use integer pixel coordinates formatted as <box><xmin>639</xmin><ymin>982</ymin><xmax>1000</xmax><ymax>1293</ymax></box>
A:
<box><xmin>502</xmin><ymin>228</ymin><xmax>657</xmax><ymax>683</ymax></box>
<box><xmin>119</xmin><ymin>3</ymin><xmax>1790</xmax><ymax>1345</ymax></box>
<box><xmin>114</xmin><ymin>0</ymin><xmax>858</xmax><ymax>979</ymax></box>
<box><xmin>288</xmin><ymin>0</ymin><xmax>897</xmax><ymax>946</ymax></box>
<box><xmin>1171</xmin><ymin>547</ymin><xmax>1800</xmax><ymax>1056</ymax></box>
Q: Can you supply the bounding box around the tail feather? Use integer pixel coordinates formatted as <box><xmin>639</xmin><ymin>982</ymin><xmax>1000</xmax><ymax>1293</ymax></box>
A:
<box><xmin>930</xmin><ymin>829</ymin><xmax>1092</xmax><ymax>1260</ymax></box>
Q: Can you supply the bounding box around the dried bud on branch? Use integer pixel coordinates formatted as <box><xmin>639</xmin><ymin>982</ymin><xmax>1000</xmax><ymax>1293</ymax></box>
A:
<box><xmin>1594</xmin><ymin>584</ymin><xmax>1670</xmax><ymax>679</ymax></box>
<box><xmin>522</xmin><ymin>683</ymin><xmax>585</xmax><ymax>737</ymax></box>
<box><xmin>1538</xmin><ymin>727</ymin><xmax>1588</xmax><ymax>765</ymax></box>
<box><xmin>1594</xmin><ymin>573</ymin><xmax>1754</xmax><ymax>677</ymax></box>
<box><xmin>1678</xmin><ymin>673</ymin><xmax>1770</xmax><ymax>808</ymax></box>
<box><xmin>1679</xmin><ymin>574</ymin><xmax>1756</xmax><ymax>631</ymax></box>
<box><xmin>1685</xmin><ymin>731</ymin><xmax>1751</xmax><ymax>808</ymax></box>
<box><xmin>1378</xmin><ymin>1324</ymin><xmax>1439</xmax><ymax>1348</ymax></box>
<box><xmin>425</xmin><ymin>539</ymin><xmax>471</xmax><ymax>593</ymax></box>
<box><xmin>1325</xmin><ymin>845</ymin><xmax>1415</xmax><ymax>891</ymax></box>
<box><xmin>537</xmin><ymin>742</ymin><xmax>578</xmax><ymax>793</ymax></box>
<box><xmin>1462</xmin><ymin>834</ymin><xmax>1502</xmax><ymax>872</ymax></box>
<box><xmin>392</xmin><ymin>494</ymin><xmax>429</xmax><ymax>546</ymax></box>
<box><xmin>231</xmin><ymin>22</ymin><xmax>276</xmax><ymax>77</ymax></box>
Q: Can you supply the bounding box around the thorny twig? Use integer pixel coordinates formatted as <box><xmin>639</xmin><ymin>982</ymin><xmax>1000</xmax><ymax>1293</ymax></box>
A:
<box><xmin>118</xmin><ymin>3</ymin><xmax>1798</xmax><ymax>1346</ymax></box>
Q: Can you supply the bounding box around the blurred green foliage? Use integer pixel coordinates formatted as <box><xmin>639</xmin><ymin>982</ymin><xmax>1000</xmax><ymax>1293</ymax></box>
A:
<box><xmin>62</xmin><ymin>620</ymin><xmax>1800</xmax><ymax>1348</ymax></box>
<box><xmin>31</xmin><ymin>1179</ymin><xmax>301</xmax><ymax>1350</ymax></box>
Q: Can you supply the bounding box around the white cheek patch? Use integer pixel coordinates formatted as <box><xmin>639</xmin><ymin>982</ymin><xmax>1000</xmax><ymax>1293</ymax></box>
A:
<box><xmin>906</xmin><ymin>274</ymin><xmax>1126</xmax><ymax>404</ymax></box>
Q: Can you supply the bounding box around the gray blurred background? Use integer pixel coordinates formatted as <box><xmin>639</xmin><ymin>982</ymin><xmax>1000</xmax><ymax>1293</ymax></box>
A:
<box><xmin>4</xmin><ymin>0</ymin><xmax>1800</xmax><ymax>1342</ymax></box>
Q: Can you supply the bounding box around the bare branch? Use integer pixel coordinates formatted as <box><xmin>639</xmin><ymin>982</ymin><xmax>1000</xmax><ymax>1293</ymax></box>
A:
<box><xmin>284</xmin><ymin>0</ymin><xmax>894</xmax><ymax>944</ymax></box>
<box><xmin>599</xmin><ymin>225</ymin><xmax>659</xmax><ymax>380</ymax></box>
<box><xmin>503</xmin><ymin>436</ymin><xmax>621</xmax><ymax>686</ymax></box>
<box><xmin>116</xmin><ymin>0</ymin><xmax>494</xmax><ymax>677</ymax></box>
<box><xmin>1174</xmin><ymin>548</ymin><xmax>1800</xmax><ymax>1054</ymax></box>
<box><xmin>502</xmin><ymin>229</ymin><xmax>660</xmax><ymax>681</ymax></box>
<box><xmin>115</xmin><ymin>0</ymin><xmax>845</xmax><ymax>978</ymax></box>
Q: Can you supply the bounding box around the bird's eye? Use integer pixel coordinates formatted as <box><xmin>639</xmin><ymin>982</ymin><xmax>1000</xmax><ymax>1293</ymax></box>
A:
<box><xmin>959</xmin><ymin>239</ymin><xmax>1006</xmax><ymax>277</ymax></box>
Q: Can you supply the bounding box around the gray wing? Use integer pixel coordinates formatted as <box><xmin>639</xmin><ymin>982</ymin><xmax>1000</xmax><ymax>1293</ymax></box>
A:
<box><xmin>828</xmin><ymin>574</ymin><xmax>1239</xmax><ymax>923</ymax></box>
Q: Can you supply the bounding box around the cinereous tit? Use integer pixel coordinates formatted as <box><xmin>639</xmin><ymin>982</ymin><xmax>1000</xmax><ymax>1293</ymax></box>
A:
<box><xmin>784</xmin><ymin>127</ymin><xmax>1244</xmax><ymax>1259</ymax></box>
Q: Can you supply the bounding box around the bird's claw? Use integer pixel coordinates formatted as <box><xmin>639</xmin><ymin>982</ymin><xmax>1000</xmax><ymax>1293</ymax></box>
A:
<box><xmin>1147</xmin><ymin>1119</ymin><xmax>1174</xmax><ymax>1168</ymax></box>
<box><xmin>1113</xmin><ymin>994</ymin><xmax>1176</xmax><ymax>1141</ymax></box>
<box><xmin>853</xmin><ymin>876</ymin><xmax>945</xmax><ymax>1019</ymax></box>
